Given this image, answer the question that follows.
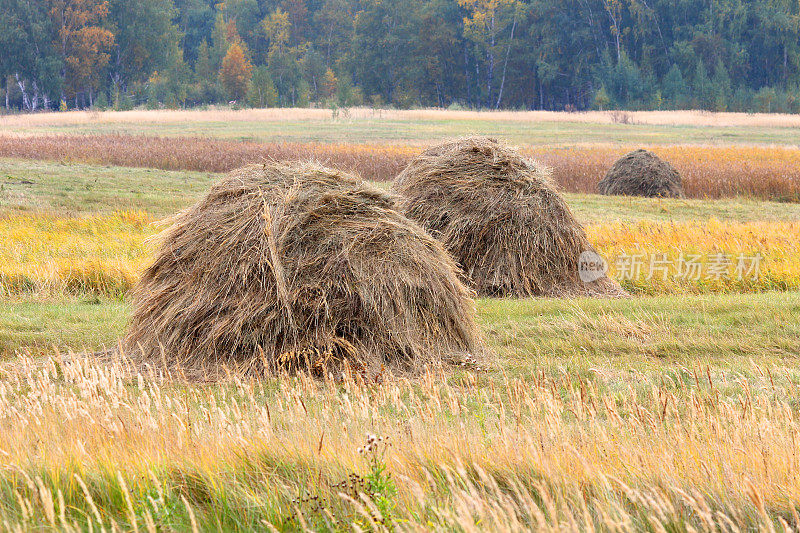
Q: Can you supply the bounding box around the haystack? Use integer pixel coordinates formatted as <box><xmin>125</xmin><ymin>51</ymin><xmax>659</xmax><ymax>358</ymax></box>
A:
<box><xmin>124</xmin><ymin>161</ymin><xmax>482</xmax><ymax>377</ymax></box>
<box><xmin>392</xmin><ymin>137</ymin><xmax>625</xmax><ymax>298</ymax></box>
<box><xmin>598</xmin><ymin>149</ymin><xmax>684</xmax><ymax>198</ymax></box>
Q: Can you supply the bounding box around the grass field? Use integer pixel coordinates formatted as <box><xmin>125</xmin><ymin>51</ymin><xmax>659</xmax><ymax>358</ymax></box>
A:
<box><xmin>5</xmin><ymin>158</ymin><xmax>800</xmax><ymax>220</ymax></box>
<box><xmin>0</xmin><ymin>109</ymin><xmax>799</xmax><ymax>531</ymax></box>
<box><xmin>4</xmin><ymin>108</ymin><xmax>800</xmax><ymax>145</ymax></box>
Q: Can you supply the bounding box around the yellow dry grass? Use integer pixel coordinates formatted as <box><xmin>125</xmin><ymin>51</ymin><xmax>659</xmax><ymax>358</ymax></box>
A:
<box><xmin>588</xmin><ymin>219</ymin><xmax>800</xmax><ymax>293</ymax></box>
<box><xmin>4</xmin><ymin>107</ymin><xmax>800</xmax><ymax>129</ymax></box>
<box><xmin>1</xmin><ymin>351</ymin><xmax>799</xmax><ymax>530</ymax></box>
<box><xmin>0</xmin><ymin>213</ymin><xmax>797</xmax><ymax>297</ymax></box>
<box><xmin>0</xmin><ymin>211</ymin><xmax>152</xmax><ymax>296</ymax></box>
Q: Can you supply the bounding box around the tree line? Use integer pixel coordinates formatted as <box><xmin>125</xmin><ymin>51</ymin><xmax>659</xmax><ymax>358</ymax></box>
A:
<box><xmin>2</xmin><ymin>0</ymin><xmax>799</xmax><ymax>112</ymax></box>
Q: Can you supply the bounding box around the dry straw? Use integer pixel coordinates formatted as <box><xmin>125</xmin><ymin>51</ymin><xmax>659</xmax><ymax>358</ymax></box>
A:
<box><xmin>124</xmin><ymin>161</ymin><xmax>483</xmax><ymax>378</ymax></box>
<box><xmin>393</xmin><ymin>136</ymin><xmax>625</xmax><ymax>297</ymax></box>
<box><xmin>598</xmin><ymin>148</ymin><xmax>685</xmax><ymax>198</ymax></box>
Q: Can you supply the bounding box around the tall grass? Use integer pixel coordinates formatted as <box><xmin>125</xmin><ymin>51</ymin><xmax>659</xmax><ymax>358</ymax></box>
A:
<box><xmin>1</xmin><ymin>350</ymin><xmax>800</xmax><ymax>530</ymax></box>
<box><xmin>0</xmin><ymin>213</ymin><xmax>797</xmax><ymax>297</ymax></box>
<box><xmin>1</xmin><ymin>134</ymin><xmax>798</xmax><ymax>200</ymax></box>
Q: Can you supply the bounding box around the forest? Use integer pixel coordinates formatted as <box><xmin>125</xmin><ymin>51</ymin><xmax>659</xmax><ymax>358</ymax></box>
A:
<box><xmin>1</xmin><ymin>0</ymin><xmax>799</xmax><ymax>112</ymax></box>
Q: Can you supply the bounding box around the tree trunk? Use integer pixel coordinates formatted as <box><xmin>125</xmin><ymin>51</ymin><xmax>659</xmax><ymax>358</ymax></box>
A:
<box><xmin>784</xmin><ymin>44</ymin><xmax>788</xmax><ymax>88</ymax></box>
<box><xmin>539</xmin><ymin>81</ymin><xmax>544</xmax><ymax>109</ymax></box>
<box><xmin>15</xmin><ymin>74</ymin><xmax>30</xmax><ymax>111</ymax></box>
<box><xmin>31</xmin><ymin>80</ymin><xmax>39</xmax><ymax>111</ymax></box>
<box><xmin>464</xmin><ymin>44</ymin><xmax>471</xmax><ymax>107</ymax></box>
<box><xmin>604</xmin><ymin>2</ymin><xmax>621</xmax><ymax>62</ymax></box>
<box><xmin>494</xmin><ymin>11</ymin><xmax>517</xmax><ymax>110</ymax></box>
<box><xmin>578</xmin><ymin>0</ymin><xmax>603</xmax><ymax>59</ymax></box>
<box><xmin>486</xmin><ymin>11</ymin><xmax>495</xmax><ymax>107</ymax></box>
<box><xmin>326</xmin><ymin>27</ymin><xmax>334</xmax><ymax>67</ymax></box>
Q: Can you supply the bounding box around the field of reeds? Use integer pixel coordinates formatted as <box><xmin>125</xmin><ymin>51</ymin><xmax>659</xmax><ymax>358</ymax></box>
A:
<box><xmin>1</xmin><ymin>135</ymin><xmax>798</xmax><ymax>200</ymax></box>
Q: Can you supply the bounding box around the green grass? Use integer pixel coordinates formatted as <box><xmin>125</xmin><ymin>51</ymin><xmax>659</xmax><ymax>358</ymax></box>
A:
<box><xmin>479</xmin><ymin>291</ymin><xmax>800</xmax><ymax>376</ymax></box>
<box><xmin>4</xmin><ymin>158</ymin><xmax>800</xmax><ymax>223</ymax></box>
<box><xmin>0</xmin><ymin>159</ymin><xmax>215</xmax><ymax>217</ymax></box>
<box><xmin>0</xmin><ymin>297</ymin><xmax>128</xmax><ymax>355</ymax></box>
<box><xmin>3</xmin><ymin>292</ymin><xmax>797</xmax><ymax>370</ymax></box>
<box><xmin>9</xmin><ymin>116</ymin><xmax>800</xmax><ymax>146</ymax></box>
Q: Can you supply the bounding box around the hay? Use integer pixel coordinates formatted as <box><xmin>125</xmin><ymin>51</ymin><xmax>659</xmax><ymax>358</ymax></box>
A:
<box><xmin>392</xmin><ymin>137</ymin><xmax>625</xmax><ymax>298</ymax></box>
<box><xmin>124</xmin><ymin>161</ymin><xmax>483</xmax><ymax>378</ymax></box>
<box><xmin>598</xmin><ymin>149</ymin><xmax>684</xmax><ymax>198</ymax></box>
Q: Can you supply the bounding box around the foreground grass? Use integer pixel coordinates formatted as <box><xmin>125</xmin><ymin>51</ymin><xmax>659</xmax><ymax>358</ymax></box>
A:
<box><xmin>1</xmin><ymin>291</ymin><xmax>799</xmax><ymax>531</ymax></box>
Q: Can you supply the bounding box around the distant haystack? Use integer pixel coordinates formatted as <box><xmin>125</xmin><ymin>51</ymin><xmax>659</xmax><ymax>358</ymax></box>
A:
<box><xmin>392</xmin><ymin>137</ymin><xmax>625</xmax><ymax>298</ymax></box>
<box><xmin>599</xmin><ymin>149</ymin><xmax>684</xmax><ymax>198</ymax></box>
<box><xmin>125</xmin><ymin>161</ymin><xmax>483</xmax><ymax>378</ymax></box>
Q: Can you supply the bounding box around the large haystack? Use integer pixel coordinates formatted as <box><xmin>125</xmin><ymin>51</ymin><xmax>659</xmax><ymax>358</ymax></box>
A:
<box><xmin>392</xmin><ymin>137</ymin><xmax>625</xmax><ymax>298</ymax></box>
<box><xmin>124</xmin><ymin>161</ymin><xmax>482</xmax><ymax>377</ymax></box>
<box><xmin>598</xmin><ymin>149</ymin><xmax>684</xmax><ymax>198</ymax></box>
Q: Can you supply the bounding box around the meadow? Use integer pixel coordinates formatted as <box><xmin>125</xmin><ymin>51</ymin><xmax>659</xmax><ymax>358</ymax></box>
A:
<box><xmin>0</xmin><ymin>108</ymin><xmax>799</xmax><ymax>531</ymax></box>
<box><xmin>4</xmin><ymin>108</ymin><xmax>800</xmax><ymax>144</ymax></box>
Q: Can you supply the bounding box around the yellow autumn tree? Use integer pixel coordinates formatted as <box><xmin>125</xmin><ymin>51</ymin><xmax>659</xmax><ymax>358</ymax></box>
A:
<box><xmin>322</xmin><ymin>68</ymin><xmax>338</xmax><ymax>98</ymax></box>
<box><xmin>219</xmin><ymin>42</ymin><xmax>253</xmax><ymax>102</ymax></box>
<box><xmin>49</xmin><ymin>0</ymin><xmax>115</xmax><ymax>101</ymax></box>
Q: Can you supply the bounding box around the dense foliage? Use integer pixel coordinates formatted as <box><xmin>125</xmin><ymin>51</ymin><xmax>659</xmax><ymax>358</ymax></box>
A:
<box><xmin>2</xmin><ymin>0</ymin><xmax>799</xmax><ymax>112</ymax></box>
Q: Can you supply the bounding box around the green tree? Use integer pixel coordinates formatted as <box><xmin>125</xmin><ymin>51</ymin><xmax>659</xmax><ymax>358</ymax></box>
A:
<box><xmin>109</xmin><ymin>0</ymin><xmax>181</xmax><ymax>88</ymax></box>
<box><xmin>662</xmin><ymin>64</ymin><xmax>688</xmax><ymax>109</ymax></box>
<box><xmin>596</xmin><ymin>51</ymin><xmax>648</xmax><ymax>108</ymax></box>
<box><xmin>313</xmin><ymin>0</ymin><xmax>352</xmax><ymax>68</ymax></box>
<box><xmin>754</xmin><ymin>86</ymin><xmax>777</xmax><ymax>113</ymax></box>
<box><xmin>711</xmin><ymin>58</ymin><xmax>732</xmax><ymax>111</ymax></box>
<box><xmin>692</xmin><ymin>61</ymin><xmax>714</xmax><ymax>110</ymax></box>
<box><xmin>593</xmin><ymin>86</ymin><xmax>610</xmax><ymax>110</ymax></box>
<box><xmin>245</xmin><ymin>65</ymin><xmax>277</xmax><ymax>107</ymax></box>
<box><xmin>0</xmin><ymin>0</ymin><xmax>62</xmax><ymax>110</ymax></box>
<box><xmin>209</xmin><ymin>6</ymin><xmax>229</xmax><ymax>72</ymax></box>
<box><xmin>262</xmin><ymin>7</ymin><xmax>305</xmax><ymax>105</ymax></box>
<box><xmin>195</xmin><ymin>39</ymin><xmax>213</xmax><ymax>80</ymax></box>
<box><xmin>175</xmin><ymin>0</ymin><xmax>214</xmax><ymax>64</ymax></box>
